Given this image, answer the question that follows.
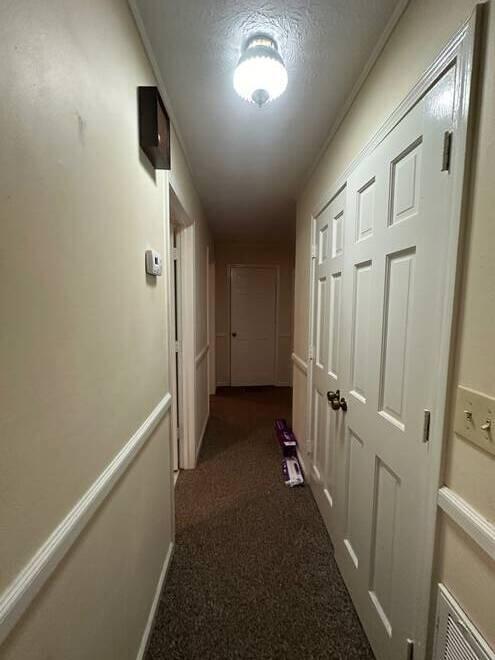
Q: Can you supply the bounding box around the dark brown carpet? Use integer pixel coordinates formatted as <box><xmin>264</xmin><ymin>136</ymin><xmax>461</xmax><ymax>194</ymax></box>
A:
<box><xmin>146</xmin><ymin>386</ymin><xmax>374</xmax><ymax>659</ymax></box>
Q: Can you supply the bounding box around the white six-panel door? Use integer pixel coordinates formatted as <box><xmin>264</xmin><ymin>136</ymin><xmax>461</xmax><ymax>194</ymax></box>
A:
<box><xmin>310</xmin><ymin>189</ymin><xmax>345</xmax><ymax>536</ymax></box>
<box><xmin>230</xmin><ymin>266</ymin><xmax>277</xmax><ymax>386</ymax></box>
<box><xmin>310</xmin><ymin>65</ymin><xmax>458</xmax><ymax>660</ymax></box>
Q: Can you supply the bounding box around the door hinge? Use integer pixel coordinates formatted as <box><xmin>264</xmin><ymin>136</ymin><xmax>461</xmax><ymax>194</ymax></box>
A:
<box><xmin>311</xmin><ymin>244</ymin><xmax>317</xmax><ymax>259</ymax></box>
<box><xmin>172</xmin><ymin>247</ymin><xmax>178</xmax><ymax>260</ymax></box>
<box><xmin>423</xmin><ymin>409</ymin><xmax>431</xmax><ymax>443</ymax></box>
<box><xmin>406</xmin><ymin>639</ymin><xmax>415</xmax><ymax>660</ymax></box>
<box><xmin>441</xmin><ymin>130</ymin><xmax>453</xmax><ymax>172</ymax></box>
<box><xmin>308</xmin><ymin>345</ymin><xmax>314</xmax><ymax>360</ymax></box>
<box><xmin>175</xmin><ymin>340</ymin><xmax>181</xmax><ymax>353</ymax></box>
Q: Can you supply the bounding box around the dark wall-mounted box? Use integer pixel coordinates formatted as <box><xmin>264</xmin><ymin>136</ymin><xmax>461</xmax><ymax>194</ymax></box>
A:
<box><xmin>138</xmin><ymin>86</ymin><xmax>171</xmax><ymax>170</ymax></box>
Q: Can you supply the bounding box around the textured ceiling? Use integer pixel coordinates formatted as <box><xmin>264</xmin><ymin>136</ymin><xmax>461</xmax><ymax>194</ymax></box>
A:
<box><xmin>135</xmin><ymin>0</ymin><xmax>400</xmax><ymax>240</ymax></box>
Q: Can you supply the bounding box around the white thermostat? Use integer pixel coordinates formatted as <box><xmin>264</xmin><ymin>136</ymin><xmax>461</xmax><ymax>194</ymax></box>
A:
<box><xmin>145</xmin><ymin>249</ymin><xmax>162</xmax><ymax>276</ymax></box>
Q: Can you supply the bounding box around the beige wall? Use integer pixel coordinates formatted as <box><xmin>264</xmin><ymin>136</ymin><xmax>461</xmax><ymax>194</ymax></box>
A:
<box><xmin>215</xmin><ymin>242</ymin><xmax>294</xmax><ymax>387</ymax></box>
<box><xmin>1</xmin><ymin>423</ymin><xmax>170</xmax><ymax>660</ymax></box>
<box><xmin>0</xmin><ymin>0</ymin><xmax>210</xmax><ymax>656</ymax></box>
<box><xmin>293</xmin><ymin>0</ymin><xmax>495</xmax><ymax>648</ymax></box>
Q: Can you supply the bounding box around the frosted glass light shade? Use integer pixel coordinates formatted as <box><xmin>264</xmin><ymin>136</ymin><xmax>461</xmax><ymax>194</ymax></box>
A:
<box><xmin>233</xmin><ymin>36</ymin><xmax>288</xmax><ymax>106</ymax></box>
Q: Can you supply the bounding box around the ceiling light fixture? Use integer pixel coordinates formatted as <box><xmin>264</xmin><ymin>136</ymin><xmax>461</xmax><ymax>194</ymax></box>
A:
<box><xmin>233</xmin><ymin>35</ymin><xmax>288</xmax><ymax>107</ymax></box>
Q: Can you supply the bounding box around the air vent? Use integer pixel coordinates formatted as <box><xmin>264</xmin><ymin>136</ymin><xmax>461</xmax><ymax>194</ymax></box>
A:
<box><xmin>434</xmin><ymin>584</ymin><xmax>494</xmax><ymax>660</ymax></box>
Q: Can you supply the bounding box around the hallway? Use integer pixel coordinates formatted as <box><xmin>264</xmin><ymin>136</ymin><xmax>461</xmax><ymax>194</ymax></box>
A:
<box><xmin>146</xmin><ymin>388</ymin><xmax>373</xmax><ymax>659</ymax></box>
<box><xmin>3</xmin><ymin>2</ymin><xmax>495</xmax><ymax>658</ymax></box>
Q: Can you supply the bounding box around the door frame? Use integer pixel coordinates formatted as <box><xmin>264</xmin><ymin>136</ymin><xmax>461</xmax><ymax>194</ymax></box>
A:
<box><xmin>307</xmin><ymin>186</ymin><xmax>347</xmax><ymax>542</ymax></box>
<box><xmin>208</xmin><ymin>253</ymin><xmax>216</xmax><ymax>396</ymax></box>
<box><xmin>168</xmin><ymin>221</ymin><xmax>182</xmax><ymax>476</ymax></box>
<box><xmin>167</xmin><ymin>186</ymin><xmax>197</xmax><ymax>470</ymax></box>
<box><xmin>304</xmin><ymin>8</ymin><xmax>482</xmax><ymax>657</ymax></box>
<box><xmin>227</xmin><ymin>264</ymin><xmax>280</xmax><ymax>386</ymax></box>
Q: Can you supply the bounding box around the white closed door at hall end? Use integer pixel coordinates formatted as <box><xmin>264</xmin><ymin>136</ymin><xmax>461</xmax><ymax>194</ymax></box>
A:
<box><xmin>230</xmin><ymin>266</ymin><xmax>277</xmax><ymax>386</ymax></box>
<box><xmin>310</xmin><ymin>65</ymin><xmax>460</xmax><ymax>660</ymax></box>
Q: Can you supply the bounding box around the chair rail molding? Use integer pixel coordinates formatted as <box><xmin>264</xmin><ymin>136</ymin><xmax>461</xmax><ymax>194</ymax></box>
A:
<box><xmin>195</xmin><ymin>343</ymin><xmax>209</xmax><ymax>366</ymax></box>
<box><xmin>291</xmin><ymin>352</ymin><xmax>308</xmax><ymax>375</ymax></box>
<box><xmin>438</xmin><ymin>486</ymin><xmax>495</xmax><ymax>561</ymax></box>
<box><xmin>0</xmin><ymin>392</ymin><xmax>172</xmax><ymax>647</ymax></box>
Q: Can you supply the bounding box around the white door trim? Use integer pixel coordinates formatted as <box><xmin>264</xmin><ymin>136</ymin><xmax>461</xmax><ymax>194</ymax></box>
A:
<box><xmin>304</xmin><ymin>7</ymin><xmax>482</xmax><ymax>658</ymax></box>
<box><xmin>162</xmin><ymin>176</ymin><xmax>176</xmax><ymax>537</ymax></box>
<box><xmin>165</xmin><ymin>201</ymin><xmax>179</xmax><ymax>475</ymax></box>
<box><xmin>205</xmin><ymin>244</ymin><xmax>210</xmax><ymax>419</ymax></box>
<box><xmin>178</xmin><ymin>222</ymin><xmax>196</xmax><ymax>468</ymax></box>
<box><xmin>227</xmin><ymin>264</ymin><xmax>280</xmax><ymax>386</ymax></box>
<box><xmin>207</xmin><ymin>249</ymin><xmax>216</xmax><ymax>397</ymax></box>
<box><xmin>168</xmin><ymin>187</ymin><xmax>197</xmax><ymax>470</ymax></box>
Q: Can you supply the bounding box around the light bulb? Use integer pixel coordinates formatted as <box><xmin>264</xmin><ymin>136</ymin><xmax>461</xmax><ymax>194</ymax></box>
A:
<box><xmin>233</xmin><ymin>36</ymin><xmax>288</xmax><ymax>106</ymax></box>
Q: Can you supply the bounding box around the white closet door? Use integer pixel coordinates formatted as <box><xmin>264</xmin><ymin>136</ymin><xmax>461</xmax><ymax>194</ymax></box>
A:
<box><xmin>310</xmin><ymin>189</ymin><xmax>345</xmax><ymax>537</ymax></box>
<box><xmin>230</xmin><ymin>266</ymin><xmax>276</xmax><ymax>386</ymax></box>
<box><xmin>334</xmin><ymin>67</ymin><xmax>456</xmax><ymax>660</ymax></box>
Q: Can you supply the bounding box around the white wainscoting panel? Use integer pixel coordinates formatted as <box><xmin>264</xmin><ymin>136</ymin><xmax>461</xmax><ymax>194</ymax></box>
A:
<box><xmin>0</xmin><ymin>393</ymin><xmax>172</xmax><ymax>646</ymax></box>
<box><xmin>291</xmin><ymin>352</ymin><xmax>309</xmax><ymax>456</ymax></box>
<box><xmin>195</xmin><ymin>345</ymin><xmax>209</xmax><ymax>464</ymax></box>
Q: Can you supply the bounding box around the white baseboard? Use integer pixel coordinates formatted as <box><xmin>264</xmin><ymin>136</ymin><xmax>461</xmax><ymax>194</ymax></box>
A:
<box><xmin>0</xmin><ymin>393</ymin><xmax>172</xmax><ymax>647</ymax></box>
<box><xmin>136</xmin><ymin>542</ymin><xmax>174</xmax><ymax>660</ymax></box>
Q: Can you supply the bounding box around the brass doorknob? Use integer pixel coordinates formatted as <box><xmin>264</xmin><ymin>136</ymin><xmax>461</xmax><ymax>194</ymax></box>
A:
<box><xmin>232</xmin><ymin>332</ymin><xmax>237</xmax><ymax>337</ymax></box>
